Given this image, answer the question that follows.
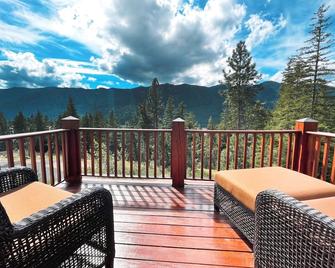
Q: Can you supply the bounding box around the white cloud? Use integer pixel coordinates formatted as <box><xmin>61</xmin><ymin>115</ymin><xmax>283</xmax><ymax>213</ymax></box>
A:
<box><xmin>245</xmin><ymin>14</ymin><xmax>287</xmax><ymax>49</ymax></box>
<box><xmin>0</xmin><ymin>50</ymin><xmax>88</xmax><ymax>88</ymax></box>
<box><xmin>269</xmin><ymin>71</ymin><xmax>283</xmax><ymax>83</ymax></box>
<box><xmin>0</xmin><ymin>21</ymin><xmax>44</xmax><ymax>44</ymax></box>
<box><xmin>9</xmin><ymin>0</ymin><xmax>247</xmax><ymax>85</ymax></box>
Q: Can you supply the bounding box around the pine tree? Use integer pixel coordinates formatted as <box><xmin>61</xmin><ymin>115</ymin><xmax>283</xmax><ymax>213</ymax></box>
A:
<box><xmin>162</xmin><ymin>97</ymin><xmax>175</xmax><ymax>128</ymax></box>
<box><xmin>270</xmin><ymin>56</ymin><xmax>311</xmax><ymax>129</ymax></box>
<box><xmin>0</xmin><ymin>112</ymin><xmax>8</xmax><ymax>134</ymax></box>
<box><xmin>13</xmin><ymin>112</ymin><xmax>27</xmax><ymax>133</ymax></box>
<box><xmin>220</xmin><ymin>41</ymin><xmax>263</xmax><ymax>129</ymax></box>
<box><xmin>300</xmin><ymin>4</ymin><xmax>335</xmax><ymax>123</ymax></box>
<box><xmin>175</xmin><ymin>102</ymin><xmax>186</xmax><ymax>119</ymax></box>
<box><xmin>64</xmin><ymin>96</ymin><xmax>79</xmax><ymax>118</ymax></box>
<box><xmin>136</xmin><ymin>78</ymin><xmax>163</xmax><ymax>129</ymax></box>
<box><xmin>207</xmin><ymin>116</ymin><xmax>215</xmax><ymax>130</ymax></box>
<box><xmin>108</xmin><ymin>111</ymin><xmax>118</xmax><ymax>128</ymax></box>
<box><xmin>33</xmin><ymin>111</ymin><xmax>47</xmax><ymax>131</ymax></box>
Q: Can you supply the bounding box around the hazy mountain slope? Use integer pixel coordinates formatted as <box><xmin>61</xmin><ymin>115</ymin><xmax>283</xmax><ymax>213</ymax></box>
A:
<box><xmin>0</xmin><ymin>81</ymin><xmax>281</xmax><ymax>126</ymax></box>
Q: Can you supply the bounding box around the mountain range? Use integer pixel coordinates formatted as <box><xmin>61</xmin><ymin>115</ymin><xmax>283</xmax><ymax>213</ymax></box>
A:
<box><xmin>0</xmin><ymin>81</ymin><xmax>281</xmax><ymax>126</ymax></box>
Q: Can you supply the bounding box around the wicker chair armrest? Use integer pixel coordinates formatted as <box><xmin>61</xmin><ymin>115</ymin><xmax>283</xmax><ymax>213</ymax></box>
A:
<box><xmin>0</xmin><ymin>202</ymin><xmax>13</xmax><ymax>240</ymax></box>
<box><xmin>2</xmin><ymin>187</ymin><xmax>114</xmax><ymax>268</ymax></box>
<box><xmin>0</xmin><ymin>167</ymin><xmax>38</xmax><ymax>193</ymax></box>
<box><xmin>255</xmin><ymin>189</ymin><xmax>335</xmax><ymax>268</ymax></box>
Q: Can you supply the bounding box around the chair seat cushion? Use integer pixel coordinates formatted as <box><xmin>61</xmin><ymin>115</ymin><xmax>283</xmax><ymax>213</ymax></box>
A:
<box><xmin>303</xmin><ymin>197</ymin><xmax>335</xmax><ymax>219</ymax></box>
<box><xmin>0</xmin><ymin>182</ymin><xmax>72</xmax><ymax>223</ymax></box>
<box><xmin>215</xmin><ymin>167</ymin><xmax>335</xmax><ymax>211</ymax></box>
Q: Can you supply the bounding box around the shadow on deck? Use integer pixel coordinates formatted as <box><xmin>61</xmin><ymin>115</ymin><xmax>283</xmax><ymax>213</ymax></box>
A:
<box><xmin>59</xmin><ymin>178</ymin><xmax>254</xmax><ymax>268</ymax></box>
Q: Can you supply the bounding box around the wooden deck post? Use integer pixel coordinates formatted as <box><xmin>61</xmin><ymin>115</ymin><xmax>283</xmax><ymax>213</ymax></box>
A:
<box><xmin>171</xmin><ymin>118</ymin><xmax>186</xmax><ymax>188</ymax></box>
<box><xmin>293</xmin><ymin>118</ymin><xmax>318</xmax><ymax>174</ymax></box>
<box><xmin>61</xmin><ymin>116</ymin><xmax>82</xmax><ymax>185</ymax></box>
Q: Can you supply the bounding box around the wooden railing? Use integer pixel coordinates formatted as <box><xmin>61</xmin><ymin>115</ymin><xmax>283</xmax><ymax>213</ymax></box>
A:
<box><xmin>304</xmin><ymin>131</ymin><xmax>335</xmax><ymax>183</ymax></box>
<box><xmin>185</xmin><ymin>129</ymin><xmax>299</xmax><ymax>180</ymax></box>
<box><xmin>79</xmin><ymin>128</ymin><xmax>172</xmax><ymax>179</ymax></box>
<box><xmin>0</xmin><ymin>129</ymin><xmax>68</xmax><ymax>186</ymax></box>
<box><xmin>1</xmin><ymin>117</ymin><xmax>335</xmax><ymax>187</ymax></box>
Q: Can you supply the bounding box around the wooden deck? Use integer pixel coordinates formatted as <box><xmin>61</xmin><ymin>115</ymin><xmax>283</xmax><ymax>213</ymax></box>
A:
<box><xmin>60</xmin><ymin>178</ymin><xmax>254</xmax><ymax>267</ymax></box>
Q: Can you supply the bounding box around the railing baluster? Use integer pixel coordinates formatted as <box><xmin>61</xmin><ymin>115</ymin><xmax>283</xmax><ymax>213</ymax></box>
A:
<box><xmin>286</xmin><ymin>133</ymin><xmax>292</xmax><ymax>169</ymax></box>
<box><xmin>54</xmin><ymin>133</ymin><xmax>61</xmax><ymax>183</ymax></box>
<box><xmin>312</xmin><ymin>136</ymin><xmax>321</xmax><ymax>177</ymax></box>
<box><xmin>6</xmin><ymin>139</ymin><xmax>14</xmax><ymax>167</ymax></box>
<box><xmin>47</xmin><ymin>134</ymin><xmax>54</xmax><ymax>185</ymax></box>
<box><xmin>243</xmin><ymin>133</ymin><xmax>248</xmax><ymax>169</ymax></box>
<box><xmin>129</xmin><ymin>131</ymin><xmax>133</xmax><ymax>178</ymax></box>
<box><xmin>122</xmin><ymin>131</ymin><xmax>126</xmax><ymax>178</ymax></box>
<box><xmin>200</xmin><ymin>132</ymin><xmax>204</xmax><ymax>179</ymax></box>
<box><xmin>98</xmin><ymin>131</ymin><xmax>102</xmax><ymax>177</ymax></box>
<box><xmin>106</xmin><ymin>131</ymin><xmax>110</xmax><ymax>177</ymax></box>
<box><xmin>18</xmin><ymin>138</ymin><xmax>26</xmax><ymax>166</ymax></box>
<box><xmin>154</xmin><ymin>131</ymin><xmax>158</xmax><ymax>178</ymax></box>
<box><xmin>234</xmin><ymin>133</ymin><xmax>239</xmax><ymax>169</ymax></box>
<box><xmin>114</xmin><ymin>130</ymin><xmax>118</xmax><ymax>177</ymax></box>
<box><xmin>192</xmin><ymin>133</ymin><xmax>196</xmax><ymax>179</ymax></box>
<box><xmin>39</xmin><ymin>135</ymin><xmax>46</xmax><ymax>183</ymax></box>
<box><xmin>138</xmin><ymin>131</ymin><xmax>141</xmax><ymax>178</ymax></box>
<box><xmin>226</xmin><ymin>134</ymin><xmax>230</xmax><ymax>170</ymax></box>
<box><xmin>331</xmin><ymin>144</ymin><xmax>335</xmax><ymax>183</ymax></box>
<box><xmin>209</xmin><ymin>133</ymin><xmax>213</xmax><ymax>179</ymax></box>
<box><xmin>90</xmin><ymin>130</ymin><xmax>95</xmax><ymax>176</ymax></box>
<box><xmin>277</xmin><ymin>133</ymin><xmax>283</xmax><ymax>167</ymax></box>
<box><xmin>29</xmin><ymin>137</ymin><xmax>37</xmax><ymax>173</ymax></box>
<box><xmin>82</xmin><ymin>130</ymin><xmax>87</xmax><ymax>176</ymax></box>
<box><xmin>217</xmin><ymin>133</ymin><xmax>222</xmax><ymax>171</ymax></box>
<box><xmin>251</xmin><ymin>134</ymin><xmax>256</xmax><ymax>168</ymax></box>
<box><xmin>260</xmin><ymin>133</ymin><xmax>265</xmax><ymax>167</ymax></box>
<box><xmin>321</xmin><ymin>137</ymin><xmax>330</xmax><ymax>180</ymax></box>
<box><xmin>145</xmin><ymin>132</ymin><xmax>150</xmax><ymax>178</ymax></box>
<box><xmin>61</xmin><ymin>132</ymin><xmax>67</xmax><ymax>179</ymax></box>
<box><xmin>162</xmin><ymin>132</ymin><xmax>165</xmax><ymax>178</ymax></box>
<box><xmin>269</xmin><ymin>133</ymin><xmax>274</xmax><ymax>167</ymax></box>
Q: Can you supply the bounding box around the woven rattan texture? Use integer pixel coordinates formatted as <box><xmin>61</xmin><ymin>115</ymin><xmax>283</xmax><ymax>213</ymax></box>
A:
<box><xmin>255</xmin><ymin>190</ymin><xmax>335</xmax><ymax>268</ymax></box>
<box><xmin>0</xmin><ymin>167</ymin><xmax>115</xmax><ymax>268</ymax></box>
<box><xmin>214</xmin><ymin>183</ymin><xmax>255</xmax><ymax>244</ymax></box>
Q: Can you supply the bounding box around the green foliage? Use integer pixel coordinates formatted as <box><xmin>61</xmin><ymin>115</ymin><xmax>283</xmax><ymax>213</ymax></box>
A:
<box><xmin>64</xmin><ymin>96</ymin><xmax>79</xmax><ymax>118</ymax></box>
<box><xmin>220</xmin><ymin>41</ymin><xmax>267</xmax><ymax>129</ymax></box>
<box><xmin>108</xmin><ymin>111</ymin><xmax>118</xmax><ymax>128</ymax></box>
<box><xmin>146</xmin><ymin>78</ymin><xmax>163</xmax><ymax>128</ymax></box>
<box><xmin>13</xmin><ymin>112</ymin><xmax>27</xmax><ymax>133</ymax></box>
<box><xmin>0</xmin><ymin>112</ymin><xmax>8</xmax><ymax>134</ymax></box>
<box><xmin>270</xmin><ymin>5</ymin><xmax>335</xmax><ymax>131</ymax></box>
<box><xmin>269</xmin><ymin>56</ymin><xmax>311</xmax><ymax>129</ymax></box>
<box><xmin>162</xmin><ymin>97</ymin><xmax>175</xmax><ymax>128</ymax></box>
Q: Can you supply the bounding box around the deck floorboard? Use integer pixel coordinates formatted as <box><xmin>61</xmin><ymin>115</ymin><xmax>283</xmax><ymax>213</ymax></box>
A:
<box><xmin>60</xmin><ymin>178</ymin><xmax>254</xmax><ymax>267</ymax></box>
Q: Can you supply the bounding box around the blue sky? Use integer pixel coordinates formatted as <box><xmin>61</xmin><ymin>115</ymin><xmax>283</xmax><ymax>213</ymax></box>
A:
<box><xmin>0</xmin><ymin>0</ymin><xmax>333</xmax><ymax>89</ymax></box>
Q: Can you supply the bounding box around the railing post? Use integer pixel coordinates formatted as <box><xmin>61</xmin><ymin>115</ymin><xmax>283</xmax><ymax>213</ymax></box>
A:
<box><xmin>61</xmin><ymin>116</ymin><xmax>82</xmax><ymax>185</ymax></box>
<box><xmin>293</xmin><ymin>118</ymin><xmax>318</xmax><ymax>174</ymax></box>
<box><xmin>171</xmin><ymin>118</ymin><xmax>186</xmax><ymax>188</ymax></box>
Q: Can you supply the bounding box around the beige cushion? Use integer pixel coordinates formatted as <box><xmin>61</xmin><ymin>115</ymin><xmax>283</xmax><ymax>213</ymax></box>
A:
<box><xmin>303</xmin><ymin>197</ymin><xmax>335</xmax><ymax>219</ymax></box>
<box><xmin>0</xmin><ymin>182</ymin><xmax>72</xmax><ymax>223</ymax></box>
<box><xmin>215</xmin><ymin>167</ymin><xmax>335</xmax><ymax>211</ymax></box>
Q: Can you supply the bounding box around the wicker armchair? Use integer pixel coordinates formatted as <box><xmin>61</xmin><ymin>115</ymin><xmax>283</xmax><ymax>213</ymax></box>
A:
<box><xmin>0</xmin><ymin>167</ymin><xmax>115</xmax><ymax>268</ymax></box>
<box><xmin>254</xmin><ymin>190</ymin><xmax>335</xmax><ymax>268</ymax></box>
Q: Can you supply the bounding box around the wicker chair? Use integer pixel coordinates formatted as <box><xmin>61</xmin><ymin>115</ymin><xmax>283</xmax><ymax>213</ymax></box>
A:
<box><xmin>0</xmin><ymin>167</ymin><xmax>115</xmax><ymax>268</ymax></box>
<box><xmin>254</xmin><ymin>190</ymin><xmax>335</xmax><ymax>268</ymax></box>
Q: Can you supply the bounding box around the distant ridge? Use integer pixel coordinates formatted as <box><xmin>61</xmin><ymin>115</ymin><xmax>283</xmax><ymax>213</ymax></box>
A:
<box><xmin>0</xmin><ymin>81</ymin><xmax>281</xmax><ymax>126</ymax></box>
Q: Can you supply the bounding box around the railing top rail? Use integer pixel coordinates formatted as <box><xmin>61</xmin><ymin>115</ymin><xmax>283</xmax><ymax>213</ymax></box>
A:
<box><xmin>80</xmin><ymin>127</ymin><xmax>172</xmax><ymax>132</ymax></box>
<box><xmin>0</xmin><ymin>129</ymin><xmax>69</xmax><ymax>141</ymax></box>
<box><xmin>186</xmin><ymin>129</ymin><xmax>300</xmax><ymax>134</ymax></box>
<box><xmin>306</xmin><ymin>131</ymin><xmax>335</xmax><ymax>138</ymax></box>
